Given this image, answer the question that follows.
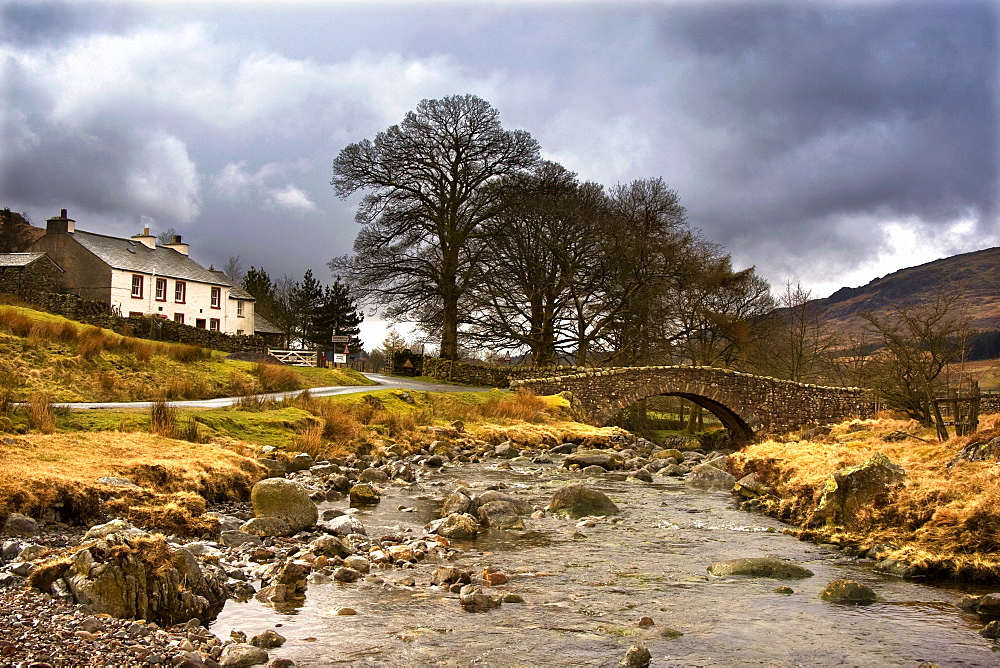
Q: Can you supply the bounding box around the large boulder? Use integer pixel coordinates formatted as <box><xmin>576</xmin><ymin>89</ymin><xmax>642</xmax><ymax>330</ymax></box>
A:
<box><xmin>548</xmin><ymin>484</ymin><xmax>620</xmax><ymax>518</ymax></box>
<box><xmin>811</xmin><ymin>453</ymin><xmax>905</xmax><ymax>527</ymax></box>
<box><xmin>708</xmin><ymin>556</ymin><xmax>814</xmax><ymax>579</ymax></box>
<box><xmin>33</xmin><ymin>534</ymin><xmax>228</xmax><ymax>626</ymax></box>
<box><xmin>250</xmin><ymin>478</ymin><xmax>317</xmax><ymax>533</ymax></box>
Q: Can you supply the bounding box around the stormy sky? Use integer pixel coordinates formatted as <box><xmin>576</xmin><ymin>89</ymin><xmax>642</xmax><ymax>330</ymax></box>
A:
<box><xmin>2</xmin><ymin>0</ymin><xmax>997</xmax><ymax>346</ymax></box>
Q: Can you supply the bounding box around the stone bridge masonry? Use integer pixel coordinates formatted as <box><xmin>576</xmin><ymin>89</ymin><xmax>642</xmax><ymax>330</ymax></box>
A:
<box><xmin>511</xmin><ymin>366</ymin><xmax>877</xmax><ymax>444</ymax></box>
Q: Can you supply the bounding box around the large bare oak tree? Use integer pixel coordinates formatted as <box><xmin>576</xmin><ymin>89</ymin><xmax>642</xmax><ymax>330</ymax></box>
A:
<box><xmin>330</xmin><ymin>94</ymin><xmax>539</xmax><ymax>360</ymax></box>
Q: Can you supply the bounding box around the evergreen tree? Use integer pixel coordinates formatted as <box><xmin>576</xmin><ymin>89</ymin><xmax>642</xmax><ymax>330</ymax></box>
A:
<box><xmin>315</xmin><ymin>279</ymin><xmax>364</xmax><ymax>353</ymax></box>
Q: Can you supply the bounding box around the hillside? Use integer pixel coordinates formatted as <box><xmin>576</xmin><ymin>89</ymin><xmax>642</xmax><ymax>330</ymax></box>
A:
<box><xmin>809</xmin><ymin>246</ymin><xmax>1000</xmax><ymax>331</ymax></box>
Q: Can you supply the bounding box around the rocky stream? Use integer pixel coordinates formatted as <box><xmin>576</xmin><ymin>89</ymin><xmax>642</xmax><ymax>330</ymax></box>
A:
<box><xmin>3</xmin><ymin>433</ymin><xmax>998</xmax><ymax>667</ymax></box>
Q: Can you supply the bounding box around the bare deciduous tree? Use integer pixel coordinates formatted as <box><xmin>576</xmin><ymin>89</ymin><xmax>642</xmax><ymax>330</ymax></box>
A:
<box><xmin>330</xmin><ymin>94</ymin><xmax>540</xmax><ymax>360</ymax></box>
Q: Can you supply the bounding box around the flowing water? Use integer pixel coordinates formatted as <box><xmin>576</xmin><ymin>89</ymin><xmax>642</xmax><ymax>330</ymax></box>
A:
<box><xmin>213</xmin><ymin>460</ymin><xmax>997</xmax><ymax>666</ymax></box>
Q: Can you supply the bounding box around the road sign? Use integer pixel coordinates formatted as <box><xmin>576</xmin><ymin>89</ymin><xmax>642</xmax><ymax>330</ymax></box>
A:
<box><xmin>331</xmin><ymin>335</ymin><xmax>350</xmax><ymax>343</ymax></box>
<box><xmin>334</xmin><ymin>353</ymin><xmax>347</xmax><ymax>363</ymax></box>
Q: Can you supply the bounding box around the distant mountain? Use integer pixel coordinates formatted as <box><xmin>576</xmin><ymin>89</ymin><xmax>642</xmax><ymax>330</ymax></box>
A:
<box><xmin>807</xmin><ymin>246</ymin><xmax>1000</xmax><ymax>332</ymax></box>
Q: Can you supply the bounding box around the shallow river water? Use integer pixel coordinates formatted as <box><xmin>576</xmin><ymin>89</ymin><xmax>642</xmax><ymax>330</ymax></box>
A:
<box><xmin>214</xmin><ymin>460</ymin><xmax>997</xmax><ymax>667</ymax></box>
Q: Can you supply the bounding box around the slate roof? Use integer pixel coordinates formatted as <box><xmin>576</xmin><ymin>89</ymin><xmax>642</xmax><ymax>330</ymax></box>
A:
<box><xmin>0</xmin><ymin>253</ymin><xmax>57</xmax><ymax>268</ymax></box>
<box><xmin>70</xmin><ymin>230</ymin><xmax>230</xmax><ymax>286</ymax></box>
<box><xmin>229</xmin><ymin>285</ymin><xmax>255</xmax><ymax>301</ymax></box>
<box><xmin>253</xmin><ymin>314</ymin><xmax>284</xmax><ymax>334</ymax></box>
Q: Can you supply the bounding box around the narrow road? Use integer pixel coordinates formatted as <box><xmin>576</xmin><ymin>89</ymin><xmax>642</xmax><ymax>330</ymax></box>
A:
<box><xmin>55</xmin><ymin>373</ymin><xmax>495</xmax><ymax>410</ymax></box>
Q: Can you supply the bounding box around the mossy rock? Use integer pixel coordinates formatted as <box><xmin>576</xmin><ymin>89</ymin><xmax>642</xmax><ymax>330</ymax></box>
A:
<box><xmin>820</xmin><ymin>579</ymin><xmax>877</xmax><ymax>605</ymax></box>
<box><xmin>548</xmin><ymin>484</ymin><xmax>619</xmax><ymax>518</ymax></box>
<box><xmin>708</xmin><ymin>556</ymin><xmax>814</xmax><ymax>579</ymax></box>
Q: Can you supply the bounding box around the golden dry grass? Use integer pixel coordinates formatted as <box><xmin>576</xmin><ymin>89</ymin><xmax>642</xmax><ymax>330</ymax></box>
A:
<box><xmin>730</xmin><ymin>413</ymin><xmax>1000</xmax><ymax>580</ymax></box>
<box><xmin>0</xmin><ymin>432</ymin><xmax>266</xmax><ymax>535</ymax></box>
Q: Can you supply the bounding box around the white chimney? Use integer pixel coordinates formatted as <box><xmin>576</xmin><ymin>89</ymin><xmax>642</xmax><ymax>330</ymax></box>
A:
<box><xmin>131</xmin><ymin>226</ymin><xmax>156</xmax><ymax>249</ymax></box>
<box><xmin>164</xmin><ymin>234</ymin><xmax>189</xmax><ymax>256</ymax></box>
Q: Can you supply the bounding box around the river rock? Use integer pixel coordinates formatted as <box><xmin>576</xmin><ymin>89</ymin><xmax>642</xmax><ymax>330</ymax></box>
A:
<box><xmin>441</xmin><ymin>488</ymin><xmax>475</xmax><ymax>516</ymax></box>
<box><xmin>564</xmin><ymin>450</ymin><xmax>624</xmax><ymax>470</ymax></box>
<box><xmin>427</xmin><ymin>513</ymin><xmax>479</xmax><ymax>539</ymax></box>
<box><xmin>349</xmin><ymin>483</ymin><xmax>382</xmax><ymax>505</ymax></box>
<box><xmin>618</xmin><ymin>644</ymin><xmax>651</xmax><ymax>667</ymax></box>
<box><xmin>2</xmin><ymin>513</ymin><xmax>39</xmax><ymax>538</ymax></box>
<box><xmin>708</xmin><ymin>556</ymin><xmax>814</xmax><ymax>579</ymax></box>
<box><xmin>652</xmin><ymin>448</ymin><xmax>685</xmax><ymax>462</ymax></box>
<box><xmin>256</xmin><ymin>458</ymin><xmax>286</xmax><ymax>478</ymax></box>
<box><xmin>548</xmin><ymin>484</ymin><xmax>620</xmax><ymax>518</ymax></box>
<box><xmin>343</xmin><ymin>555</ymin><xmax>370</xmax><ymax>573</ymax></box>
<box><xmin>220</xmin><ymin>531</ymin><xmax>262</xmax><ymax>548</ymax></box>
<box><xmin>308</xmin><ymin>535</ymin><xmax>352</xmax><ymax>558</ymax></box>
<box><xmin>83</xmin><ymin>519</ymin><xmax>144</xmax><ymax>540</ymax></box>
<box><xmin>660</xmin><ymin>463</ymin><xmax>688</xmax><ymax>476</ymax></box>
<box><xmin>249</xmin><ymin>629</ymin><xmax>286</xmax><ymax>649</ymax></box>
<box><xmin>459</xmin><ymin>584</ymin><xmax>501</xmax><ymax>612</ymax></box>
<box><xmin>971</xmin><ymin>593</ymin><xmax>1000</xmax><ymax>620</ymax></box>
<box><xmin>494</xmin><ymin>442</ymin><xmax>518</xmax><ymax>458</ymax></box>
<box><xmin>333</xmin><ymin>567</ymin><xmax>361</xmax><ymax>583</ymax></box>
<box><xmin>733</xmin><ymin>472</ymin><xmax>774</xmax><ymax>499</ymax></box>
<box><xmin>476</xmin><ymin>490</ymin><xmax>534</xmax><ymax>515</ymax></box>
<box><xmin>251</xmin><ymin>478</ymin><xmax>318</xmax><ymax>533</ymax></box>
<box><xmin>286</xmin><ymin>452</ymin><xmax>314</xmax><ymax>472</ymax></box>
<box><xmin>241</xmin><ymin>517</ymin><xmax>292</xmax><ymax>538</ymax></box>
<box><xmin>431</xmin><ymin>566</ymin><xmax>472</xmax><ymax>586</ymax></box>
<box><xmin>686</xmin><ymin>463</ymin><xmax>737</xmax><ymax>490</ymax></box>
<box><xmin>320</xmin><ymin>514</ymin><xmax>367</xmax><ymax>536</ymax></box>
<box><xmin>629</xmin><ymin>468</ymin><xmax>653</xmax><ymax>483</ymax></box>
<box><xmin>218</xmin><ymin>643</ymin><xmax>269</xmax><ymax>667</ymax></box>
<box><xmin>358</xmin><ymin>467</ymin><xmax>390</xmax><ymax>483</ymax></box>
<box><xmin>811</xmin><ymin>453</ymin><xmax>905</xmax><ymax>527</ymax></box>
<box><xmin>49</xmin><ymin>534</ymin><xmax>228</xmax><ymax>626</ymax></box>
<box><xmin>477</xmin><ymin>500</ymin><xmax>526</xmax><ymax>529</ymax></box>
<box><xmin>820</xmin><ymin>579</ymin><xmax>877</xmax><ymax>605</ymax></box>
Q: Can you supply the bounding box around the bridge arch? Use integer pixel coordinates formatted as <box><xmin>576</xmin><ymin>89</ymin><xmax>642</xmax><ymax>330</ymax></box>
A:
<box><xmin>511</xmin><ymin>365</ymin><xmax>876</xmax><ymax>444</ymax></box>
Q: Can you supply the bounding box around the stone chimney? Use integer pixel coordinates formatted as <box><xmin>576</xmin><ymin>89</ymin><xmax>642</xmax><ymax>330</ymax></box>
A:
<box><xmin>163</xmin><ymin>234</ymin><xmax>189</xmax><ymax>256</ymax></box>
<box><xmin>46</xmin><ymin>209</ymin><xmax>75</xmax><ymax>234</ymax></box>
<box><xmin>131</xmin><ymin>226</ymin><xmax>156</xmax><ymax>249</ymax></box>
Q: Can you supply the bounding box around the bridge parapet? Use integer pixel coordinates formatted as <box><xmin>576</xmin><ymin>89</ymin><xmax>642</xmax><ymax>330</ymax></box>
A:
<box><xmin>512</xmin><ymin>365</ymin><xmax>876</xmax><ymax>442</ymax></box>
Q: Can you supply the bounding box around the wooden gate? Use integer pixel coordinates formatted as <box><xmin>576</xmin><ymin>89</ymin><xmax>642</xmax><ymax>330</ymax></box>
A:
<box><xmin>267</xmin><ymin>349</ymin><xmax>318</xmax><ymax>367</ymax></box>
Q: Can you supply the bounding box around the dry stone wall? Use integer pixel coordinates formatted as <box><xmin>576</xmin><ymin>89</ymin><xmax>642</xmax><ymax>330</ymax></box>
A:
<box><xmin>513</xmin><ymin>365</ymin><xmax>876</xmax><ymax>441</ymax></box>
<box><xmin>423</xmin><ymin>358</ymin><xmax>579</xmax><ymax>387</ymax></box>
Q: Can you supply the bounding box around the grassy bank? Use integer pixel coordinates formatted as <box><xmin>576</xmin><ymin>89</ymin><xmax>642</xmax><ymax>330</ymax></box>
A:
<box><xmin>0</xmin><ymin>305</ymin><xmax>372</xmax><ymax>402</ymax></box>
<box><xmin>729</xmin><ymin>414</ymin><xmax>1000</xmax><ymax>581</ymax></box>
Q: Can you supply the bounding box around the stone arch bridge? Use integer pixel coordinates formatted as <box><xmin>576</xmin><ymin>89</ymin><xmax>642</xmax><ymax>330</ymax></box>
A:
<box><xmin>511</xmin><ymin>366</ymin><xmax>876</xmax><ymax>444</ymax></box>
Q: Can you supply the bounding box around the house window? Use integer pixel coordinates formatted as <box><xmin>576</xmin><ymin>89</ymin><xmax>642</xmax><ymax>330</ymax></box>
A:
<box><xmin>128</xmin><ymin>311</ymin><xmax>143</xmax><ymax>318</ymax></box>
<box><xmin>155</xmin><ymin>278</ymin><xmax>167</xmax><ymax>301</ymax></box>
<box><xmin>209</xmin><ymin>318</ymin><xmax>220</xmax><ymax>332</ymax></box>
<box><xmin>236</xmin><ymin>301</ymin><xmax>244</xmax><ymax>317</ymax></box>
<box><xmin>211</xmin><ymin>287</ymin><xmax>221</xmax><ymax>309</ymax></box>
<box><xmin>195</xmin><ymin>318</ymin><xmax>206</xmax><ymax>329</ymax></box>
<box><xmin>174</xmin><ymin>281</ymin><xmax>186</xmax><ymax>303</ymax></box>
<box><xmin>174</xmin><ymin>313</ymin><xmax>185</xmax><ymax>324</ymax></box>
<box><xmin>131</xmin><ymin>275</ymin><xmax>143</xmax><ymax>299</ymax></box>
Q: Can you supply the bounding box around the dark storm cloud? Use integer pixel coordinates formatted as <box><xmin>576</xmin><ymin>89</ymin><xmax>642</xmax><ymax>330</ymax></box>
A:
<box><xmin>1</xmin><ymin>0</ymin><xmax>137</xmax><ymax>47</ymax></box>
<box><xmin>655</xmin><ymin>1</ymin><xmax>997</xmax><ymax>269</ymax></box>
<box><xmin>0</xmin><ymin>0</ymin><xmax>995</xmax><ymax>303</ymax></box>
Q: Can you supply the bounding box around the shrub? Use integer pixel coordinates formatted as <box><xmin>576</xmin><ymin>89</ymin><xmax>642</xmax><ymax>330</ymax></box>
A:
<box><xmin>478</xmin><ymin>389</ymin><xmax>547</xmax><ymax>422</ymax></box>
